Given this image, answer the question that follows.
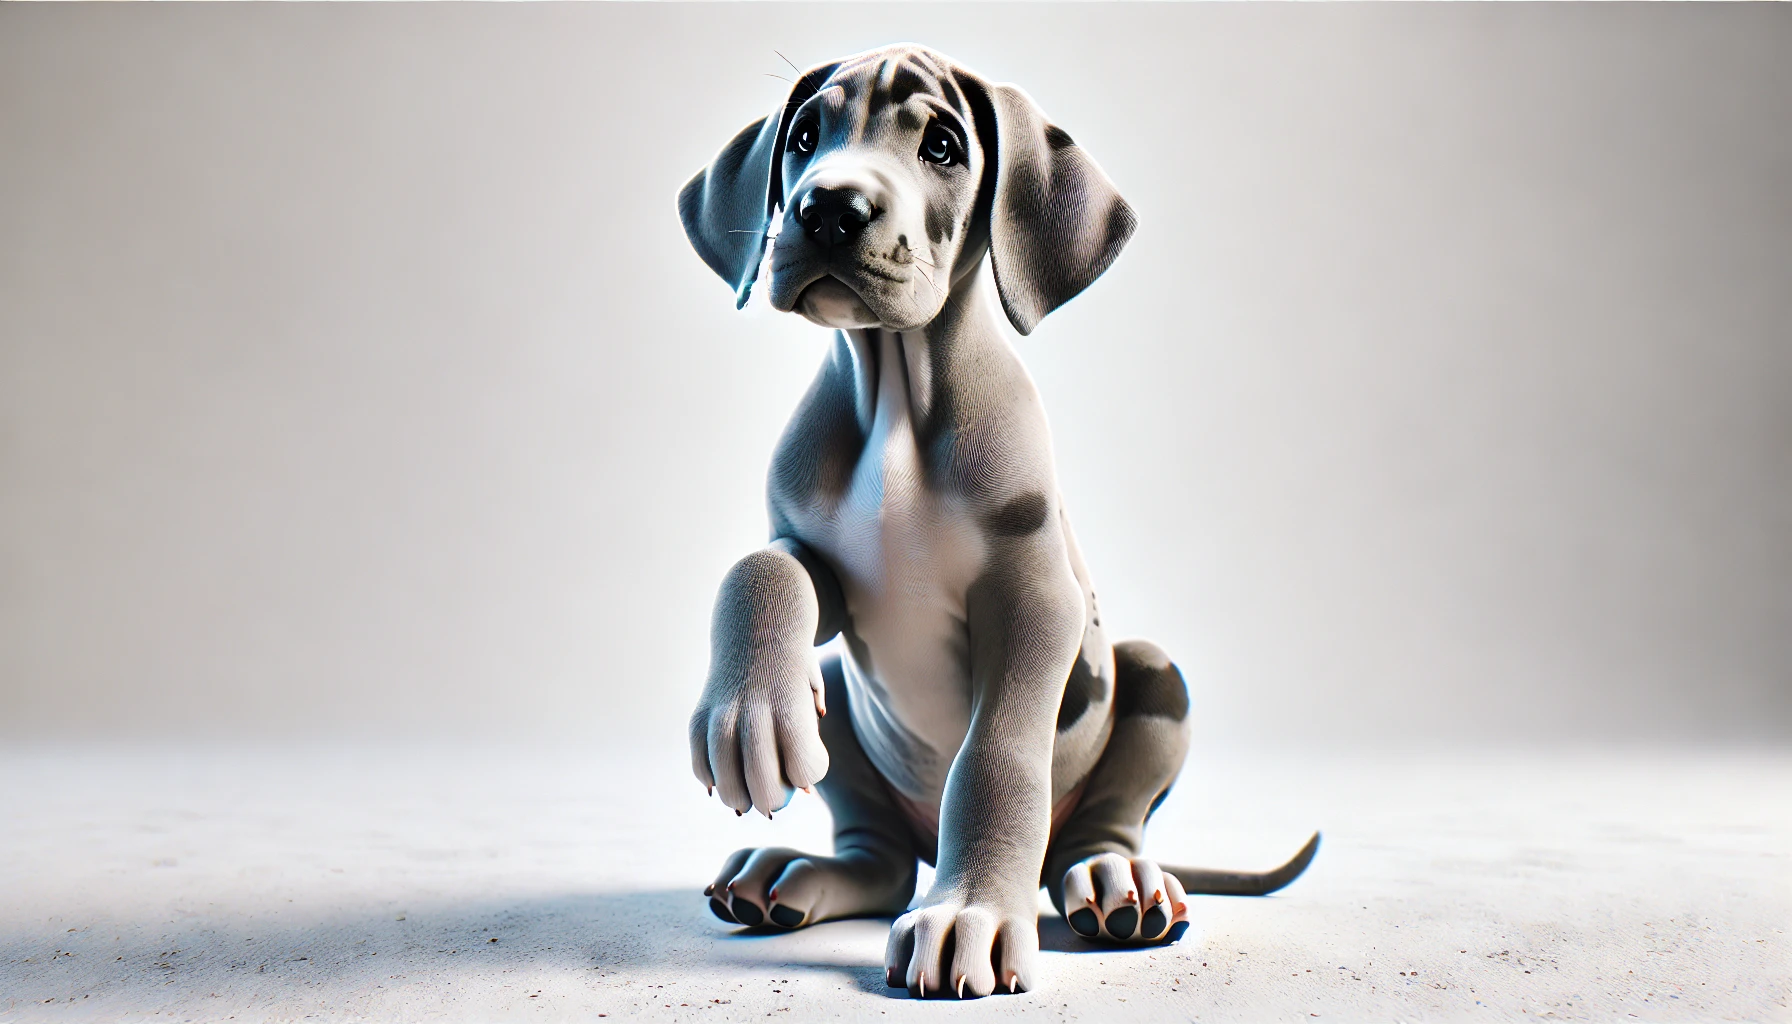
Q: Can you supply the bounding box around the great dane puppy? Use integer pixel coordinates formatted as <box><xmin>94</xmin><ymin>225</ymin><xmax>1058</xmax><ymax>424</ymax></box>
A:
<box><xmin>679</xmin><ymin>44</ymin><xmax>1317</xmax><ymax>999</ymax></box>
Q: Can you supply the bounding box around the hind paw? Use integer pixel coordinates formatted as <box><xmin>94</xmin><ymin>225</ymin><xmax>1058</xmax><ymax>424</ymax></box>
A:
<box><xmin>704</xmin><ymin>846</ymin><xmax>912</xmax><ymax>930</ymax></box>
<box><xmin>1060</xmin><ymin>853</ymin><xmax>1190</xmax><ymax>944</ymax></box>
<box><xmin>704</xmin><ymin>847</ymin><xmax>823</xmax><ymax>928</ymax></box>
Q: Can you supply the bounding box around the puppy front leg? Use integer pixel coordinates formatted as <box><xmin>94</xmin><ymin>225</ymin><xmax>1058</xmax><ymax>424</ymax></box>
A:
<box><xmin>885</xmin><ymin>568</ymin><xmax>1083</xmax><ymax>998</ymax></box>
<box><xmin>690</xmin><ymin>539</ymin><xmax>843</xmax><ymax>817</ymax></box>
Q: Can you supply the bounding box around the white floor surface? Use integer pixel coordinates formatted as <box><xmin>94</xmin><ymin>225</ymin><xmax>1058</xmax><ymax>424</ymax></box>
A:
<box><xmin>2</xmin><ymin>741</ymin><xmax>1786</xmax><ymax>1022</ymax></box>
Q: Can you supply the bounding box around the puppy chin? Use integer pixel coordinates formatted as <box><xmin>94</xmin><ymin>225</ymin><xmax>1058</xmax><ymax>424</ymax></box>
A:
<box><xmin>795</xmin><ymin>276</ymin><xmax>883</xmax><ymax>330</ymax></box>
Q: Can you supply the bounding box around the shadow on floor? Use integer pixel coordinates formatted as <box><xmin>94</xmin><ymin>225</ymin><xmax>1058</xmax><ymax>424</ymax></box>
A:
<box><xmin>3</xmin><ymin>889</ymin><xmax>1175</xmax><ymax>1008</ymax></box>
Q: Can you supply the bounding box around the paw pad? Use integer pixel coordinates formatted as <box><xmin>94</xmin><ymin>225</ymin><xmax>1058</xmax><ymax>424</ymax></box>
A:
<box><xmin>768</xmin><ymin>904</ymin><xmax>805</xmax><ymax>928</ymax></box>
<box><xmin>728</xmin><ymin>896</ymin><xmax>763</xmax><ymax>927</ymax></box>
<box><xmin>1060</xmin><ymin>854</ymin><xmax>1192</xmax><ymax>944</ymax></box>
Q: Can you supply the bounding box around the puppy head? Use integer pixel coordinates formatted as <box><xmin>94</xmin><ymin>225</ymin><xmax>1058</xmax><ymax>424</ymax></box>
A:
<box><xmin>679</xmin><ymin>45</ymin><xmax>1135</xmax><ymax>335</ymax></box>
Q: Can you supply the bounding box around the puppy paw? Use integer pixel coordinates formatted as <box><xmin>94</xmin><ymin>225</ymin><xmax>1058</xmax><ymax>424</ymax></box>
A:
<box><xmin>884</xmin><ymin>899</ymin><xmax>1037</xmax><ymax>998</ymax></box>
<box><xmin>705</xmin><ymin>847</ymin><xmax>911</xmax><ymax>930</ymax></box>
<box><xmin>689</xmin><ymin>549</ymin><xmax>833</xmax><ymax>818</ymax></box>
<box><xmin>1060</xmin><ymin>853</ymin><xmax>1190</xmax><ymax>944</ymax></box>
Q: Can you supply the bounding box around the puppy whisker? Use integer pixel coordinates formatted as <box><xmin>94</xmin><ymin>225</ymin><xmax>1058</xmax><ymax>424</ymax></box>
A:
<box><xmin>896</xmin><ymin>247</ymin><xmax>943</xmax><ymax>290</ymax></box>
<box><xmin>909</xmin><ymin>261</ymin><xmax>941</xmax><ymax>302</ymax></box>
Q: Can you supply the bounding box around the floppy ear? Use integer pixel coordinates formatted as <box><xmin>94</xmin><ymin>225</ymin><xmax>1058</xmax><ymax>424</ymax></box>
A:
<box><xmin>966</xmin><ymin>80</ymin><xmax>1137</xmax><ymax>336</ymax></box>
<box><xmin>678</xmin><ymin>113</ymin><xmax>782</xmax><ymax>309</ymax></box>
<box><xmin>678</xmin><ymin>64</ymin><xmax>839</xmax><ymax>309</ymax></box>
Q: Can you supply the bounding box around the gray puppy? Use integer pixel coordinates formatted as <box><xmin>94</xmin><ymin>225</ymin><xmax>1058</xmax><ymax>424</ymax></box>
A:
<box><xmin>679</xmin><ymin>44</ymin><xmax>1317</xmax><ymax>999</ymax></box>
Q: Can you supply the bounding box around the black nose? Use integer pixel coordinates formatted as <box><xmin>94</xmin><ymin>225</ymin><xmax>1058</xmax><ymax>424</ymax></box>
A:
<box><xmin>797</xmin><ymin>187</ymin><xmax>875</xmax><ymax>247</ymax></box>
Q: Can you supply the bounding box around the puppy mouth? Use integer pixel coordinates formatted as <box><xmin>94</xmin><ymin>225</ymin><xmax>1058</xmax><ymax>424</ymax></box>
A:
<box><xmin>852</xmin><ymin>262</ymin><xmax>909</xmax><ymax>285</ymax></box>
<box><xmin>793</xmin><ymin>275</ymin><xmax>883</xmax><ymax>330</ymax></box>
<box><xmin>768</xmin><ymin>230</ymin><xmax>945</xmax><ymax>330</ymax></box>
<box><xmin>771</xmin><ymin>250</ymin><xmax>918</xmax><ymax>310</ymax></box>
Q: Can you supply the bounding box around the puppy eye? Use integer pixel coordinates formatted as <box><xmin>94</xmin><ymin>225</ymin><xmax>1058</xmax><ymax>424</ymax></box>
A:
<box><xmin>791</xmin><ymin>121</ymin><xmax>818</xmax><ymax>155</ymax></box>
<box><xmin>919</xmin><ymin>123</ymin><xmax>958</xmax><ymax>166</ymax></box>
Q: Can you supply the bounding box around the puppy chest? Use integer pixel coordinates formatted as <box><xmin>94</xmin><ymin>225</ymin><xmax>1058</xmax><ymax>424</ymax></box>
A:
<box><xmin>808</xmin><ymin>332</ymin><xmax>987</xmax><ymax>636</ymax></box>
<box><xmin>827</xmin><ymin>421</ymin><xmax>985</xmax><ymax>658</ymax></box>
<box><xmin>808</xmin><ymin>392</ymin><xmax>989</xmax><ymax>799</ymax></box>
<box><xmin>828</xmin><ymin>474</ymin><xmax>985</xmax><ymax>801</ymax></box>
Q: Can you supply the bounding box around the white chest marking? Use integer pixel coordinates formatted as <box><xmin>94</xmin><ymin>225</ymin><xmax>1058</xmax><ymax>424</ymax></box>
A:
<box><xmin>807</xmin><ymin>332</ymin><xmax>987</xmax><ymax>804</ymax></box>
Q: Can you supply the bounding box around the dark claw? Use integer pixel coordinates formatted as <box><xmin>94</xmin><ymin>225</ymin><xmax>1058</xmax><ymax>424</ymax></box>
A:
<box><xmin>1141</xmin><ymin>905</ymin><xmax>1168</xmax><ymax>940</ymax></box>
<box><xmin>1167</xmin><ymin>921</ymin><xmax>1190</xmax><ymax>943</ymax></box>
<box><xmin>1068</xmin><ymin>907</ymin><xmax>1100</xmax><ymax>937</ymax></box>
<box><xmin>1105</xmin><ymin>905</ymin><xmax>1138</xmax><ymax>939</ymax></box>
<box><xmin>729</xmin><ymin>896</ymin><xmax>763</xmax><ymax>927</ymax></box>
<box><xmin>708</xmin><ymin>897</ymin><xmax>736</xmax><ymax>923</ymax></box>
<box><xmin>768</xmin><ymin>904</ymin><xmax>804</xmax><ymax>928</ymax></box>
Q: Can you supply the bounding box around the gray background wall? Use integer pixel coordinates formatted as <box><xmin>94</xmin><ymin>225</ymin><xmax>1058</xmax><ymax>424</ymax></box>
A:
<box><xmin>2</xmin><ymin>3</ymin><xmax>1787</xmax><ymax>745</ymax></box>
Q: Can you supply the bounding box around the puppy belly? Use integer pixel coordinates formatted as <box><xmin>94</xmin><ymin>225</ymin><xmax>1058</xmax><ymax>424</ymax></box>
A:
<box><xmin>841</xmin><ymin>635</ymin><xmax>968</xmax><ymax>807</ymax></box>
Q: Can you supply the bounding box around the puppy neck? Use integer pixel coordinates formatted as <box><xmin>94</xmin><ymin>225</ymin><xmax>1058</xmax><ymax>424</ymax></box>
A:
<box><xmin>834</xmin><ymin>258</ymin><xmax>1009</xmax><ymax>434</ymax></box>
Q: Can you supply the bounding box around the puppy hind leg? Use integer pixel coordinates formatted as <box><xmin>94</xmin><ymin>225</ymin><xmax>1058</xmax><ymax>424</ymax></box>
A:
<box><xmin>709</xmin><ymin>655</ymin><xmax>919</xmax><ymax>929</ymax></box>
<box><xmin>1043</xmin><ymin>639</ymin><xmax>1194</xmax><ymax>944</ymax></box>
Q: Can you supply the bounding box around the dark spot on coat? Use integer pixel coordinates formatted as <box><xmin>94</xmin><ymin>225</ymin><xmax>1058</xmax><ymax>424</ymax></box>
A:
<box><xmin>984</xmin><ymin>490</ymin><xmax>1050</xmax><ymax>537</ymax></box>
<box><xmin>935</xmin><ymin>75</ymin><xmax>962</xmax><ymax>111</ymax></box>
<box><xmin>925</xmin><ymin>200</ymin><xmax>956</xmax><ymax>245</ymax></box>
<box><xmin>1056</xmin><ymin>646</ymin><xmax>1109</xmax><ymax>731</ymax></box>
<box><xmin>1044</xmin><ymin>125</ymin><xmax>1075</xmax><ymax>150</ymax></box>
<box><xmin>1112</xmin><ymin>640</ymin><xmax>1189</xmax><ymax>722</ymax></box>
<box><xmin>888</xmin><ymin>62</ymin><xmax>931</xmax><ymax>106</ymax></box>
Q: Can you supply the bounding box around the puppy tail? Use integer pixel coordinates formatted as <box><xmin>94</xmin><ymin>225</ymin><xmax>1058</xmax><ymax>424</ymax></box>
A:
<box><xmin>1162</xmin><ymin>831</ymin><xmax>1321</xmax><ymax>896</ymax></box>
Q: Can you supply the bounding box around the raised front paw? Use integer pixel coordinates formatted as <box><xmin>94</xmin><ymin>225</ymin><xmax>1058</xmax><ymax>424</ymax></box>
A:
<box><xmin>1061</xmin><ymin>853</ymin><xmax>1190</xmax><ymax>944</ymax></box>
<box><xmin>884</xmin><ymin>899</ymin><xmax>1037</xmax><ymax>999</ymax></box>
<box><xmin>689</xmin><ymin>646</ymin><xmax>829</xmax><ymax>818</ymax></box>
<box><xmin>690</xmin><ymin>547</ymin><xmax>835</xmax><ymax>817</ymax></box>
